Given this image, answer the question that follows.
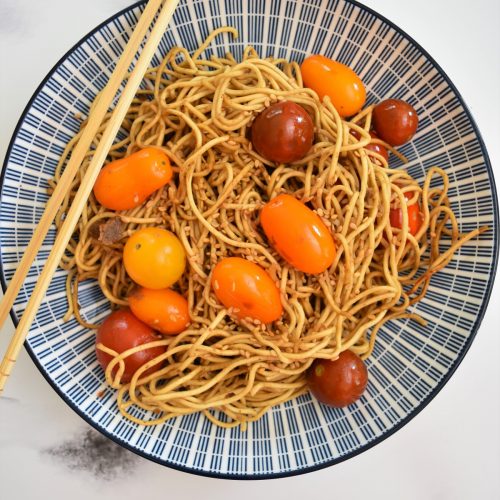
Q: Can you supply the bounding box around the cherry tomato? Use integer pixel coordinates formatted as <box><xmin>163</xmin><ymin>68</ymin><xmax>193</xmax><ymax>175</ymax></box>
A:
<box><xmin>212</xmin><ymin>257</ymin><xmax>282</xmax><ymax>323</ymax></box>
<box><xmin>372</xmin><ymin>99</ymin><xmax>418</xmax><ymax>146</ymax></box>
<box><xmin>129</xmin><ymin>287</ymin><xmax>190</xmax><ymax>335</ymax></box>
<box><xmin>350</xmin><ymin>130</ymin><xmax>389</xmax><ymax>163</ymax></box>
<box><xmin>301</xmin><ymin>55</ymin><xmax>366</xmax><ymax>118</ymax></box>
<box><xmin>93</xmin><ymin>147</ymin><xmax>172</xmax><ymax>211</ymax></box>
<box><xmin>96</xmin><ymin>309</ymin><xmax>165</xmax><ymax>383</ymax></box>
<box><xmin>251</xmin><ymin>101</ymin><xmax>314</xmax><ymax>163</ymax></box>
<box><xmin>390</xmin><ymin>194</ymin><xmax>423</xmax><ymax>236</ymax></box>
<box><xmin>260</xmin><ymin>194</ymin><xmax>336</xmax><ymax>274</ymax></box>
<box><xmin>123</xmin><ymin>227</ymin><xmax>186</xmax><ymax>289</ymax></box>
<box><xmin>307</xmin><ymin>350</ymin><xmax>368</xmax><ymax>407</ymax></box>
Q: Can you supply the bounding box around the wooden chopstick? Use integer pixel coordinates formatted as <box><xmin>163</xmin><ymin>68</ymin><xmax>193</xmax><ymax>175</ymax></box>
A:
<box><xmin>0</xmin><ymin>0</ymin><xmax>180</xmax><ymax>393</ymax></box>
<box><xmin>0</xmin><ymin>0</ymin><xmax>163</xmax><ymax>331</ymax></box>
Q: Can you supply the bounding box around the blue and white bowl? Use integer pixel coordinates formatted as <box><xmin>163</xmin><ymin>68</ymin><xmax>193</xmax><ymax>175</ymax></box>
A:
<box><xmin>0</xmin><ymin>0</ymin><xmax>498</xmax><ymax>478</ymax></box>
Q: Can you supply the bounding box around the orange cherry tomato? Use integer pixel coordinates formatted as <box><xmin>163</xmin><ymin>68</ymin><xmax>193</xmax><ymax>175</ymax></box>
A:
<box><xmin>390</xmin><ymin>194</ymin><xmax>423</xmax><ymax>236</ymax></box>
<box><xmin>307</xmin><ymin>350</ymin><xmax>368</xmax><ymax>407</ymax></box>
<box><xmin>301</xmin><ymin>55</ymin><xmax>366</xmax><ymax>118</ymax></box>
<box><xmin>123</xmin><ymin>227</ymin><xmax>186</xmax><ymax>289</ymax></box>
<box><xmin>212</xmin><ymin>257</ymin><xmax>282</xmax><ymax>323</ymax></box>
<box><xmin>93</xmin><ymin>147</ymin><xmax>172</xmax><ymax>210</ymax></box>
<box><xmin>260</xmin><ymin>194</ymin><xmax>336</xmax><ymax>274</ymax></box>
<box><xmin>129</xmin><ymin>287</ymin><xmax>190</xmax><ymax>335</ymax></box>
<box><xmin>96</xmin><ymin>309</ymin><xmax>165</xmax><ymax>384</ymax></box>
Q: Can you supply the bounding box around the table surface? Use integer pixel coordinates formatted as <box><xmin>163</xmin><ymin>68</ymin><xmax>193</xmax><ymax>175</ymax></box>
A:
<box><xmin>1</xmin><ymin>0</ymin><xmax>499</xmax><ymax>498</ymax></box>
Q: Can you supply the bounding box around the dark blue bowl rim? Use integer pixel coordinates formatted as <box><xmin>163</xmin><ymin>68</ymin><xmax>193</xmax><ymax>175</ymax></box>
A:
<box><xmin>0</xmin><ymin>0</ymin><xmax>498</xmax><ymax>480</ymax></box>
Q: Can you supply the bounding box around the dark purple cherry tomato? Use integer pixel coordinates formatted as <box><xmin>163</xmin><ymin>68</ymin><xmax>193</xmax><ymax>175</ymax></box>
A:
<box><xmin>372</xmin><ymin>99</ymin><xmax>418</xmax><ymax>146</ymax></box>
<box><xmin>350</xmin><ymin>130</ymin><xmax>389</xmax><ymax>163</ymax></box>
<box><xmin>307</xmin><ymin>350</ymin><xmax>368</xmax><ymax>407</ymax></box>
<box><xmin>251</xmin><ymin>101</ymin><xmax>314</xmax><ymax>163</ymax></box>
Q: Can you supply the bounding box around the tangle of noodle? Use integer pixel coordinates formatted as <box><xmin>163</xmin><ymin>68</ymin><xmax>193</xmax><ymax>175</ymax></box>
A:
<box><xmin>49</xmin><ymin>28</ymin><xmax>487</xmax><ymax>429</ymax></box>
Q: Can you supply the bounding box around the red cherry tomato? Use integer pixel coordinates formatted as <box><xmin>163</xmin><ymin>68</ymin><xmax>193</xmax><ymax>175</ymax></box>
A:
<box><xmin>251</xmin><ymin>101</ymin><xmax>314</xmax><ymax>163</ymax></box>
<box><xmin>301</xmin><ymin>55</ymin><xmax>366</xmax><ymax>118</ymax></box>
<box><xmin>261</xmin><ymin>194</ymin><xmax>336</xmax><ymax>274</ymax></box>
<box><xmin>95</xmin><ymin>309</ymin><xmax>165</xmax><ymax>383</ymax></box>
<box><xmin>307</xmin><ymin>350</ymin><xmax>368</xmax><ymax>407</ymax></box>
<box><xmin>372</xmin><ymin>99</ymin><xmax>418</xmax><ymax>146</ymax></box>
<box><xmin>212</xmin><ymin>257</ymin><xmax>283</xmax><ymax>323</ymax></box>
<box><xmin>350</xmin><ymin>130</ymin><xmax>389</xmax><ymax>163</ymax></box>
<box><xmin>390</xmin><ymin>194</ymin><xmax>423</xmax><ymax>236</ymax></box>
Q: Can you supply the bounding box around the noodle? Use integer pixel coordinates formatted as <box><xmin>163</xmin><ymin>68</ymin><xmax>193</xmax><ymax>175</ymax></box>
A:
<box><xmin>49</xmin><ymin>28</ymin><xmax>486</xmax><ymax>428</ymax></box>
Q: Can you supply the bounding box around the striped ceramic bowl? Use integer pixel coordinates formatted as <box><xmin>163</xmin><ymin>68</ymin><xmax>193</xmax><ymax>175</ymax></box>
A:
<box><xmin>0</xmin><ymin>0</ymin><xmax>498</xmax><ymax>479</ymax></box>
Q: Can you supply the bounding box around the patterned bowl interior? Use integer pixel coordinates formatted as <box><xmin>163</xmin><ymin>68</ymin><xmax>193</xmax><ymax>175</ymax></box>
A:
<box><xmin>0</xmin><ymin>0</ymin><xmax>498</xmax><ymax>478</ymax></box>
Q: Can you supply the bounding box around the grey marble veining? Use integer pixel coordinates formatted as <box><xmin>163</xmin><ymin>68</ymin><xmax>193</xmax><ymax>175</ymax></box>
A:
<box><xmin>42</xmin><ymin>428</ymin><xmax>139</xmax><ymax>480</ymax></box>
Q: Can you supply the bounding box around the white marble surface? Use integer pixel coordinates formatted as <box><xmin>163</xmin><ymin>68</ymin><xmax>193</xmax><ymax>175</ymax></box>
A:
<box><xmin>1</xmin><ymin>0</ymin><xmax>499</xmax><ymax>498</ymax></box>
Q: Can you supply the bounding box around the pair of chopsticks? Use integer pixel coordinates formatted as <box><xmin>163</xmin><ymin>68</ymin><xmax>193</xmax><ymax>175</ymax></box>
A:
<box><xmin>0</xmin><ymin>0</ymin><xmax>180</xmax><ymax>393</ymax></box>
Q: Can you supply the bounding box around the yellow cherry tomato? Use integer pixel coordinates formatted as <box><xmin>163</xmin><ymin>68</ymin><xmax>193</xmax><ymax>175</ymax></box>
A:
<box><xmin>123</xmin><ymin>228</ymin><xmax>186</xmax><ymax>289</ymax></box>
<box><xmin>212</xmin><ymin>257</ymin><xmax>283</xmax><ymax>324</ymax></box>
<box><xmin>301</xmin><ymin>55</ymin><xmax>366</xmax><ymax>118</ymax></box>
<box><xmin>261</xmin><ymin>194</ymin><xmax>336</xmax><ymax>274</ymax></box>
<box><xmin>129</xmin><ymin>287</ymin><xmax>190</xmax><ymax>335</ymax></box>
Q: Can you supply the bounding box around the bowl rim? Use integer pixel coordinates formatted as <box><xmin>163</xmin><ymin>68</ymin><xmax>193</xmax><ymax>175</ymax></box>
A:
<box><xmin>1</xmin><ymin>0</ymin><xmax>498</xmax><ymax>480</ymax></box>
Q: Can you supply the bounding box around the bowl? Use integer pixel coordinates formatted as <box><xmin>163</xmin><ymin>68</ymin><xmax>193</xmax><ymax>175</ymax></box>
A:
<box><xmin>0</xmin><ymin>0</ymin><xmax>498</xmax><ymax>479</ymax></box>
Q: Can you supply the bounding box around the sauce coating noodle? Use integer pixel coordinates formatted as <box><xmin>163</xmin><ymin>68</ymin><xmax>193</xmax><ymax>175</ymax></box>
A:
<box><xmin>49</xmin><ymin>28</ymin><xmax>486</xmax><ymax>428</ymax></box>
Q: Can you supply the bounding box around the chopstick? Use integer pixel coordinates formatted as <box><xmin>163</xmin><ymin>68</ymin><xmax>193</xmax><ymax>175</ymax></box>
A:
<box><xmin>0</xmin><ymin>0</ymin><xmax>164</xmax><ymax>333</ymax></box>
<box><xmin>0</xmin><ymin>0</ymin><xmax>180</xmax><ymax>393</ymax></box>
